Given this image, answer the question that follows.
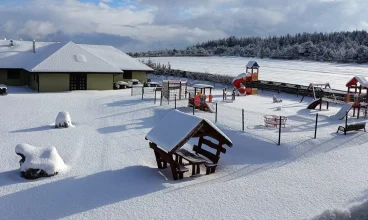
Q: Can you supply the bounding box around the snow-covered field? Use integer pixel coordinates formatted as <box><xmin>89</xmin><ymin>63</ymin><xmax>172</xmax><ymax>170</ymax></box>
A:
<box><xmin>1</xmin><ymin>85</ymin><xmax>368</xmax><ymax>220</ymax></box>
<box><xmin>139</xmin><ymin>56</ymin><xmax>368</xmax><ymax>90</ymax></box>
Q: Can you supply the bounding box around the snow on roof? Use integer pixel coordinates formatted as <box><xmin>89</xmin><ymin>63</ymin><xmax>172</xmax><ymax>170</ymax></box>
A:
<box><xmin>0</xmin><ymin>40</ymin><xmax>151</xmax><ymax>73</ymax></box>
<box><xmin>346</xmin><ymin>76</ymin><xmax>368</xmax><ymax>87</ymax></box>
<box><xmin>193</xmin><ymin>84</ymin><xmax>214</xmax><ymax>89</ymax></box>
<box><xmin>0</xmin><ymin>40</ymin><xmax>58</xmax><ymax>70</ymax></box>
<box><xmin>146</xmin><ymin>110</ymin><xmax>232</xmax><ymax>152</ymax></box>
<box><xmin>78</xmin><ymin>44</ymin><xmax>153</xmax><ymax>71</ymax></box>
<box><xmin>30</xmin><ymin>42</ymin><xmax>122</xmax><ymax>73</ymax></box>
<box><xmin>246</xmin><ymin>61</ymin><xmax>260</xmax><ymax>68</ymax></box>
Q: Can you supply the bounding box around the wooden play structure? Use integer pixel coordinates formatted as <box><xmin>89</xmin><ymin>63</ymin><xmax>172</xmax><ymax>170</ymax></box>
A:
<box><xmin>345</xmin><ymin>76</ymin><xmax>368</xmax><ymax>119</ymax></box>
<box><xmin>188</xmin><ymin>84</ymin><xmax>215</xmax><ymax>112</ymax></box>
<box><xmin>162</xmin><ymin>80</ymin><xmax>187</xmax><ymax>100</ymax></box>
<box><xmin>232</xmin><ymin>61</ymin><xmax>259</xmax><ymax>95</ymax></box>
<box><xmin>145</xmin><ymin>110</ymin><xmax>232</xmax><ymax>180</ymax></box>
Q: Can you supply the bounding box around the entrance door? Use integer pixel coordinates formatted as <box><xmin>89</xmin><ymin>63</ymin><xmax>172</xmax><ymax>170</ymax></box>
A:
<box><xmin>70</xmin><ymin>74</ymin><xmax>87</xmax><ymax>90</ymax></box>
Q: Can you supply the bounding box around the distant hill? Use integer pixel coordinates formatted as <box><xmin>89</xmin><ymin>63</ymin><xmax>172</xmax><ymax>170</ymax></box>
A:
<box><xmin>128</xmin><ymin>30</ymin><xmax>368</xmax><ymax>63</ymax></box>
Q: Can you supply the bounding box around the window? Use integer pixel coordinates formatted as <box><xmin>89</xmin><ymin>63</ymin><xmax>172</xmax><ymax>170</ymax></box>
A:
<box><xmin>7</xmin><ymin>70</ymin><xmax>21</xmax><ymax>80</ymax></box>
<box><xmin>123</xmin><ymin>71</ymin><xmax>132</xmax><ymax>79</ymax></box>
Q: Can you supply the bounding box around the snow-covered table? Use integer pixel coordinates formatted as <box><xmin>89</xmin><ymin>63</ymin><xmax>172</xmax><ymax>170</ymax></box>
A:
<box><xmin>264</xmin><ymin>115</ymin><xmax>287</xmax><ymax>128</ymax></box>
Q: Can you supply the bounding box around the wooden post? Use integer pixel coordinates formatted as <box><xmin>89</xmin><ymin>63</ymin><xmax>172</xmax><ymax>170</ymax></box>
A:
<box><xmin>179</xmin><ymin>81</ymin><xmax>182</xmax><ymax>100</ymax></box>
<box><xmin>154</xmin><ymin>89</ymin><xmax>157</xmax><ymax>104</ymax></box>
<box><xmin>215</xmin><ymin>103</ymin><xmax>218</xmax><ymax>123</ymax></box>
<box><xmin>160</xmin><ymin>91</ymin><xmax>163</xmax><ymax>106</ymax></box>
<box><xmin>131</xmin><ymin>87</ymin><xmax>133</xmax><ymax>96</ymax></box>
<box><xmin>193</xmin><ymin>100</ymin><xmax>195</xmax><ymax>115</ymax></box>
<box><xmin>278</xmin><ymin>116</ymin><xmax>282</xmax><ymax>145</ymax></box>
<box><xmin>175</xmin><ymin>94</ymin><xmax>177</xmax><ymax>109</ymax></box>
<box><xmin>314</xmin><ymin>113</ymin><xmax>318</xmax><ymax>139</ymax></box>
<box><xmin>345</xmin><ymin>111</ymin><xmax>348</xmax><ymax>135</ymax></box>
<box><xmin>242</xmin><ymin>109</ymin><xmax>245</xmax><ymax>131</ymax></box>
<box><xmin>141</xmin><ymin>86</ymin><xmax>144</xmax><ymax>100</ymax></box>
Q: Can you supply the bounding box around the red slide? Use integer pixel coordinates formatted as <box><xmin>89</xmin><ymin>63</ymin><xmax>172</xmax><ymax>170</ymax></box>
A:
<box><xmin>232</xmin><ymin>73</ymin><xmax>248</xmax><ymax>95</ymax></box>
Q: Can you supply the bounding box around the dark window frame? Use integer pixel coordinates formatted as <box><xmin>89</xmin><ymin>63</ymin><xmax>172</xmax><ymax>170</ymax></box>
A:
<box><xmin>123</xmin><ymin>71</ymin><xmax>132</xmax><ymax>79</ymax></box>
<box><xmin>7</xmin><ymin>69</ymin><xmax>21</xmax><ymax>80</ymax></box>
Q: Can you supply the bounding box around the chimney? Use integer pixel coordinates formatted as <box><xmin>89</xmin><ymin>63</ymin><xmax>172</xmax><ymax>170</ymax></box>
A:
<box><xmin>33</xmin><ymin>40</ymin><xmax>36</xmax><ymax>53</ymax></box>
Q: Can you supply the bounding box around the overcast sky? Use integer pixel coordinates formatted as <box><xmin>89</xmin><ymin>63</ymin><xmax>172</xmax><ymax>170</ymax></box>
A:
<box><xmin>0</xmin><ymin>0</ymin><xmax>367</xmax><ymax>52</ymax></box>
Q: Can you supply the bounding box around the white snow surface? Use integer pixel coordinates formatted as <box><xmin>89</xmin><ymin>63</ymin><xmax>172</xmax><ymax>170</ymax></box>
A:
<box><xmin>139</xmin><ymin>56</ymin><xmax>368</xmax><ymax>90</ymax></box>
<box><xmin>146</xmin><ymin>109</ymin><xmax>230</xmax><ymax>152</ymax></box>
<box><xmin>15</xmin><ymin>143</ymin><xmax>67</xmax><ymax>175</ymax></box>
<box><xmin>55</xmin><ymin>111</ymin><xmax>73</xmax><ymax>128</ymax></box>
<box><xmin>1</xmin><ymin>85</ymin><xmax>368</xmax><ymax>220</ymax></box>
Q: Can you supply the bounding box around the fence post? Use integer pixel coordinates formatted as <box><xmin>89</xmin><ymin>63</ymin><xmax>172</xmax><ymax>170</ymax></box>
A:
<box><xmin>160</xmin><ymin>91</ymin><xmax>163</xmax><ymax>106</ymax></box>
<box><xmin>141</xmin><ymin>86</ymin><xmax>144</xmax><ymax>100</ymax></box>
<box><xmin>345</xmin><ymin>111</ymin><xmax>348</xmax><ymax>135</ymax></box>
<box><xmin>131</xmin><ymin>87</ymin><xmax>133</xmax><ymax>96</ymax></box>
<box><xmin>278</xmin><ymin>116</ymin><xmax>282</xmax><ymax>145</ymax></box>
<box><xmin>242</xmin><ymin>109</ymin><xmax>244</xmax><ymax>131</ymax></box>
<box><xmin>154</xmin><ymin>89</ymin><xmax>157</xmax><ymax>104</ymax></box>
<box><xmin>215</xmin><ymin>103</ymin><xmax>218</xmax><ymax>123</ymax></box>
<box><xmin>192</xmin><ymin>101</ymin><xmax>195</xmax><ymax>115</ymax></box>
<box><xmin>175</xmin><ymin>94</ymin><xmax>177</xmax><ymax>109</ymax></box>
<box><xmin>314</xmin><ymin>113</ymin><xmax>318</xmax><ymax>139</ymax></box>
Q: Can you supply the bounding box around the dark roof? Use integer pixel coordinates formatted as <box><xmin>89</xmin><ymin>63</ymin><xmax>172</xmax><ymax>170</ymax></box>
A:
<box><xmin>246</xmin><ymin>61</ymin><xmax>260</xmax><ymax>68</ymax></box>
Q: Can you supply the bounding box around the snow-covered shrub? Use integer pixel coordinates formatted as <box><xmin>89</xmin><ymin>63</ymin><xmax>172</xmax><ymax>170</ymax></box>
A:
<box><xmin>55</xmin><ymin>111</ymin><xmax>72</xmax><ymax>128</ymax></box>
<box><xmin>15</xmin><ymin>144</ymin><xmax>67</xmax><ymax>179</ymax></box>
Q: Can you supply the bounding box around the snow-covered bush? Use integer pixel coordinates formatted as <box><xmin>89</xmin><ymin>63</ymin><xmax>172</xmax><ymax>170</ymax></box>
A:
<box><xmin>15</xmin><ymin>144</ymin><xmax>67</xmax><ymax>179</ymax></box>
<box><xmin>55</xmin><ymin>111</ymin><xmax>72</xmax><ymax>128</ymax></box>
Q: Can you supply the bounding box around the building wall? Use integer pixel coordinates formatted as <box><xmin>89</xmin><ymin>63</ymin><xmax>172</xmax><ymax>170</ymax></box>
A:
<box><xmin>87</xmin><ymin>74</ymin><xmax>113</xmax><ymax>90</ymax></box>
<box><xmin>39</xmin><ymin>74</ymin><xmax>69</xmax><ymax>92</ymax></box>
<box><xmin>0</xmin><ymin>69</ymin><xmax>30</xmax><ymax>86</ymax></box>
<box><xmin>132</xmin><ymin>71</ymin><xmax>147</xmax><ymax>82</ymax></box>
<box><xmin>113</xmin><ymin>71</ymin><xmax>147</xmax><ymax>83</ymax></box>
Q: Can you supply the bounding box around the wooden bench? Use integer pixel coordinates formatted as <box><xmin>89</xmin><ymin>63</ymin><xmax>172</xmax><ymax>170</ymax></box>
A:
<box><xmin>177</xmin><ymin>165</ymin><xmax>189</xmax><ymax>179</ymax></box>
<box><xmin>337</xmin><ymin>122</ymin><xmax>366</xmax><ymax>135</ymax></box>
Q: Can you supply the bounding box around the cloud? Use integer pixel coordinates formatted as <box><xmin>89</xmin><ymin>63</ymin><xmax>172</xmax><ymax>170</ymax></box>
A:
<box><xmin>0</xmin><ymin>0</ymin><xmax>367</xmax><ymax>51</ymax></box>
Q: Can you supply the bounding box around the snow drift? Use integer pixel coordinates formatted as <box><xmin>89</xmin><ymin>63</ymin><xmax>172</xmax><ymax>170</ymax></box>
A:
<box><xmin>311</xmin><ymin>200</ymin><xmax>368</xmax><ymax>220</ymax></box>
<box><xmin>55</xmin><ymin>111</ymin><xmax>72</xmax><ymax>128</ymax></box>
<box><xmin>15</xmin><ymin>144</ymin><xmax>67</xmax><ymax>179</ymax></box>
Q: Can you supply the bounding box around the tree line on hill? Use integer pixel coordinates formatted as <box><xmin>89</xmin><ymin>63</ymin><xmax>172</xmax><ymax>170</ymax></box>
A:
<box><xmin>128</xmin><ymin>30</ymin><xmax>368</xmax><ymax>63</ymax></box>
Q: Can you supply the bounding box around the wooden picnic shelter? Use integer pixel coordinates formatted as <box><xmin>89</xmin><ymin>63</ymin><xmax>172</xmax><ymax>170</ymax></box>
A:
<box><xmin>145</xmin><ymin>110</ymin><xmax>232</xmax><ymax>180</ymax></box>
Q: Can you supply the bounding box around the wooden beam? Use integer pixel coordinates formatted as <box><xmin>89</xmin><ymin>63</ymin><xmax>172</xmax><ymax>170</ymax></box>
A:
<box><xmin>202</xmin><ymin>138</ymin><xmax>226</xmax><ymax>154</ymax></box>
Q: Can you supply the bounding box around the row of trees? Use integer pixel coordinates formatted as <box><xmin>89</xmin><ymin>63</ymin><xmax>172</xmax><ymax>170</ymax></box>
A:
<box><xmin>128</xmin><ymin>31</ymin><xmax>368</xmax><ymax>63</ymax></box>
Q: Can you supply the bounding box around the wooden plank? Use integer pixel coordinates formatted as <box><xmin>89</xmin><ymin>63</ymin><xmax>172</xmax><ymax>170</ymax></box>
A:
<box><xmin>201</xmin><ymin>138</ymin><xmax>226</xmax><ymax>153</ymax></box>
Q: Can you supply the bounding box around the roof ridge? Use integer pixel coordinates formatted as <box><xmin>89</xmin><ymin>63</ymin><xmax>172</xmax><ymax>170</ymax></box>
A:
<box><xmin>74</xmin><ymin>43</ymin><xmax>122</xmax><ymax>72</ymax></box>
<box><xmin>78</xmin><ymin>44</ymin><xmax>122</xmax><ymax>70</ymax></box>
<box><xmin>28</xmin><ymin>42</ymin><xmax>70</xmax><ymax>72</ymax></box>
<box><xmin>29</xmin><ymin>41</ymin><xmax>70</xmax><ymax>72</ymax></box>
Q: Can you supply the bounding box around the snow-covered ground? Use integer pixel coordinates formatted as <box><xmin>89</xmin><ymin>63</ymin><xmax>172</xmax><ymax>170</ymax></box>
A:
<box><xmin>139</xmin><ymin>56</ymin><xmax>368</xmax><ymax>90</ymax></box>
<box><xmin>0</xmin><ymin>85</ymin><xmax>367</xmax><ymax>220</ymax></box>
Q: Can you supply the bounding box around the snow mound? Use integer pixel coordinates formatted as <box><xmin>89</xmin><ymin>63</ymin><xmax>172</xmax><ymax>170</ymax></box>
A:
<box><xmin>15</xmin><ymin>144</ymin><xmax>67</xmax><ymax>179</ymax></box>
<box><xmin>55</xmin><ymin>111</ymin><xmax>72</xmax><ymax>128</ymax></box>
<box><xmin>311</xmin><ymin>200</ymin><xmax>368</xmax><ymax>220</ymax></box>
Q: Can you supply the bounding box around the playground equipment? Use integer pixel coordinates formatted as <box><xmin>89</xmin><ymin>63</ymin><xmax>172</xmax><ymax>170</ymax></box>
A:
<box><xmin>188</xmin><ymin>84</ymin><xmax>215</xmax><ymax>112</ymax></box>
<box><xmin>232</xmin><ymin>61</ymin><xmax>259</xmax><ymax>95</ymax></box>
<box><xmin>273</xmin><ymin>95</ymin><xmax>282</xmax><ymax>103</ymax></box>
<box><xmin>345</xmin><ymin>76</ymin><xmax>368</xmax><ymax>119</ymax></box>
<box><xmin>162</xmin><ymin>80</ymin><xmax>187</xmax><ymax>100</ymax></box>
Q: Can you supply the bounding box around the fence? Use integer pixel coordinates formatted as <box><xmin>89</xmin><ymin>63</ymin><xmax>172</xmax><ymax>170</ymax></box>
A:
<box><xmin>131</xmin><ymin>86</ymin><xmax>361</xmax><ymax>145</ymax></box>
